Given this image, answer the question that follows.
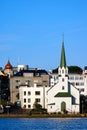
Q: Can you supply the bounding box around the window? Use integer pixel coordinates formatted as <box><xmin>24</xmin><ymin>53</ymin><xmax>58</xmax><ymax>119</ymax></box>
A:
<box><xmin>24</xmin><ymin>91</ymin><xmax>26</xmax><ymax>96</ymax></box>
<box><xmin>80</xmin><ymin>82</ymin><xmax>84</xmax><ymax>86</ymax></box>
<box><xmin>28</xmin><ymin>105</ymin><xmax>31</xmax><ymax>108</ymax></box>
<box><xmin>15</xmin><ymin>80</ymin><xmax>20</xmax><ymax>83</ymax></box>
<box><xmin>26</xmin><ymin>80</ymin><xmax>30</xmax><ymax>85</ymax></box>
<box><xmin>62</xmin><ymin>78</ymin><xmax>64</xmax><ymax>82</ymax></box>
<box><xmin>76</xmin><ymin>82</ymin><xmax>79</xmax><ymax>86</ymax></box>
<box><xmin>28</xmin><ymin>91</ymin><xmax>31</xmax><ymax>95</ymax></box>
<box><xmin>62</xmin><ymin>69</ymin><xmax>64</xmax><ymax>74</ymax></box>
<box><xmin>80</xmin><ymin>77</ymin><xmax>83</xmax><ymax>80</ymax></box>
<box><xmin>62</xmin><ymin>86</ymin><xmax>64</xmax><ymax>90</ymax></box>
<box><xmin>75</xmin><ymin>77</ymin><xmax>79</xmax><ymax>80</ymax></box>
<box><xmin>35</xmin><ymin>98</ymin><xmax>40</xmax><ymax>102</ymax></box>
<box><xmin>81</xmin><ymin>89</ymin><xmax>84</xmax><ymax>92</ymax></box>
<box><xmin>35</xmin><ymin>73</ymin><xmax>39</xmax><ymax>76</ymax></box>
<box><xmin>24</xmin><ymin>98</ymin><xmax>26</xmax><ymax>103</ymax></box>
<box><xmin>35</xmin><ymin>91</ymin><xmax>40</xmax><ymax>95</ymax></box>
<box><xmin>24</xmin><ymin>105</ymin><xmax>26</xmax><ymax>108</ymax></box>
<box><xmin>15</xmin><ymin>86</ymin><xmax>19</xmax><ymax>89</ymax></box>
<box><xmin>69</xmin><ymin>76</ymin><xmax>74</xmax><ymax>80</ymax></box>
<box><xmin>28</xmin><ymin>98</ymin><xmax>31</xmax><ymax>103</ymax></box>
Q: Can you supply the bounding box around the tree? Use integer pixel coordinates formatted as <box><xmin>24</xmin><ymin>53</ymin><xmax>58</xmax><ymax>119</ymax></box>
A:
<box><xmin>52</xmin><ymin>66</ymin><xmax>83</xmax><ymax>74</ymax></box>
<box><xmin>68</xmin><ymin>66</ymin><xmax>83</xmax><ymax>74</ymax></box>
<box><xmin>33</xmin><ymin>101</ymin><xmax>42</xmax><ymax>110</ymax></box>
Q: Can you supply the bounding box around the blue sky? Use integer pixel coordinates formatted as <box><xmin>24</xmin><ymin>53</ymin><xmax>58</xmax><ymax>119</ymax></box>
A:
<box><xmin>0</xmin><ymin>0</ymin><xmax>87</xmax><ymax>70</ymax></box>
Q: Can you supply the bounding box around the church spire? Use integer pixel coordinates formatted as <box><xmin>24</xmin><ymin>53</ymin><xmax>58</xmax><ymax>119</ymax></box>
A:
<box><xmin>60</xmin><ymin>38</ymin><xmax>66</xmax><ymax>68</ymax></box>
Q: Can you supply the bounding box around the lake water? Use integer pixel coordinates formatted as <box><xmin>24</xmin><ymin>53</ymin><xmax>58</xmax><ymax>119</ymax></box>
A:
<box><xmin>0</xmin><ymin>118</ymin><xmax>87</xmax><ymax>130</ymax></box>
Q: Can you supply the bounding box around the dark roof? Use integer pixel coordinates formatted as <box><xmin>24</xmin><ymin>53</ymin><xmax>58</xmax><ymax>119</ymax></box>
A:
<box><xmin>54</xmin><ymin>92</ymin><xmax>72</xmax><ymax>97</ymax></box>
<box><xmin>14</xmin><ymin>69</ymin><xmax>48</xmax><ymax>76</ymax></box>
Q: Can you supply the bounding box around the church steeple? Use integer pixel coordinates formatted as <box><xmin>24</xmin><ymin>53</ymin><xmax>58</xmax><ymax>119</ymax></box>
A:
<box><xmin>60</xmin><ymin>39</ymin><xmax>66</xmax><ymax>68</ymax></box>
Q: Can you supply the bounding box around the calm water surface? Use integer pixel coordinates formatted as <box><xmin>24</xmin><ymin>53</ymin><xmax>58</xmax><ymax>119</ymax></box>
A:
<box><xmin>0</xmin><ymin>118</ymin><xmax>87</xmax><ymax>130</ymax></box>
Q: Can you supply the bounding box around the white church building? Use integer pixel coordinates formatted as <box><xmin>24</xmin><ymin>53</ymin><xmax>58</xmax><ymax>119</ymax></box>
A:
<box><xmin>47</xmin><ymin>41</ymin><xmax>80</xmax><ymax>113</ymax></box>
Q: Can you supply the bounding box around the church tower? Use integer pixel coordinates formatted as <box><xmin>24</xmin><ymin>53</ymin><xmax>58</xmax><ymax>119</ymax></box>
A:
<box><xmin>58</xmin><ymin>39</ymin><xmax>68</xmax><ymax>92</ymax></box>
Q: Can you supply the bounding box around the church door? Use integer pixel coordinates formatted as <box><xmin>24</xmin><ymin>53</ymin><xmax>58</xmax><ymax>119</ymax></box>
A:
<box><xmin>61</xmin><ymin>102</ymin><xmax>66</xmax><ymax>112</ymax></box>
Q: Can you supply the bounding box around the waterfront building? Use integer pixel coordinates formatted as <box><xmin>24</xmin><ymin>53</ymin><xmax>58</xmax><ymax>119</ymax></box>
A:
<box><xmin>47</xmin><ymin>41</ymin><xmax>80</xmax><ymax>113</ymax></box>
<box><xmin>19</xmin><ymin>83</ymin><xmax>49</xmax><ymax>109</ymax></box>
<box><xmin>10</xmin><ymin>68</ymin><xmax>50</xmax><ymax>103</ymax></box>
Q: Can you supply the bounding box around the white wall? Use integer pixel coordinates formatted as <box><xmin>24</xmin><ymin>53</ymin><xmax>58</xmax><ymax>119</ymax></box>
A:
<box><xmin>19</xmin><ymin>84</ymin><xmax>49</xmax><ymax>109</ymax></box>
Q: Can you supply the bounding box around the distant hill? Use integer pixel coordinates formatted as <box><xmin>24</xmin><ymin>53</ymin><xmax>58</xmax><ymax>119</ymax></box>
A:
<box><xmin>52</xmin><ymin>66</ymin><xmax>83</xmax><ymax>74</ymax></box>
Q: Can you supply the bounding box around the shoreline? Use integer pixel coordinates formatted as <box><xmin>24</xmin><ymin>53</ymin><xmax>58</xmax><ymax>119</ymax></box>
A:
<box><xmin>0</xmin><ymin>114</ymin><xmax>87</xmax><ymax>118</ymax></box>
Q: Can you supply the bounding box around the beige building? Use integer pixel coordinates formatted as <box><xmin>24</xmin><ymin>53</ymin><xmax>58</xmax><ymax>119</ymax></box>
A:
<box><xmin>10</xmin><ymin>68</ymin><xmax>50</xmax><ymax>103</ymax></box>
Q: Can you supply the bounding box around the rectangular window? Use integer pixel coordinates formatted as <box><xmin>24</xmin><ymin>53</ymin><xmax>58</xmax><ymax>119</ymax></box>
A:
<box><xmin>76</xmin><ymin>82</ymin><xmax>79</xmax><ymax>86</ymax></box>
<box><xmin>75</xmin><ymin>77</ymin><xmax>79</xmax><ymax>80</ymax></box>
<box><xmin>28</xmin><ymin>105</ymin><xmax>31</xmax><ymax>108</ymax></box>
<box><xmin>80</xmin><ymin>77</ymin><xmax>83</xmax><ymax>80</ymax></box>
<box><xmin>24</xmin><ymin>91</ymin><xmax>26</xmax><ymax>96</ymax></box>
<box><xmin>24</xmin><ymin>98</ymin><xmax>26</xmax><ymax>103</ymax></box>
<box><xmin>35</xmin><ymin>91</ymin><xmax>40</xmax><ymax>95</ymax></box>
<box><xmin>69</xmin><ymin>76</ymin><xmax>74</xmax><ymax>80</ymax></box>
<box><xmin>28</xmin><ymin>91</ymin><xmax>31</xmax><ymax>95</ymax></box>
<box><xmin>28</xmin><ymin>98</ymin><xmax>31</xmax><ymax>103</ymax></box>
<box><xmin>35</xmin><ymin>98</ymin><xmax>40</xmax><ymax>102</ymax></box>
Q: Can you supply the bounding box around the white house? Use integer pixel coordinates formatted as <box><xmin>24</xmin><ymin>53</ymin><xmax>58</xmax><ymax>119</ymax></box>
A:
<box><xmin>47</xmin><ymin>41</ymin><xmax>80</xmax><ymax>113</ymax></box>
<box><xmin>19</xmin><ymin>83</ymin><xmax>49</xmax><ymax>109</ymax></box>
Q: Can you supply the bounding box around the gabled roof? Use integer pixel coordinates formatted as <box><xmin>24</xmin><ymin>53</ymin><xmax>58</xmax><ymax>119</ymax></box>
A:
<box><xmin>54</xmin><ymin>92</ymin><xmax>72</xmax><ymax>97</ymax></box>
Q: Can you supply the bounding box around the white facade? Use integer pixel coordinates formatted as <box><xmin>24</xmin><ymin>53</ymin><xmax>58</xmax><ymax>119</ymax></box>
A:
<box><xmin>47</xmin><ymin>41</ymin><xmax>80</xmax><ymax>114</ymax></box>
<box><xmin>19</xmin><ymin>83</ymin><xmax>49</xmax><ymax>109</ymax></box>
<box><xmin>47</xmin><ymin>66</ymin><xmax>80</xmax><ymax>113</ymax></box>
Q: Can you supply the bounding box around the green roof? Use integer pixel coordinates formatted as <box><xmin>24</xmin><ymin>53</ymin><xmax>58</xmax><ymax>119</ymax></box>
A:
<box><xmin>60</xmin><ymin>41</ymin><xmax>66</xmax><ymax>68</ymax></box>
<box><xmin>54</xmin><ymin>92</ymin><xmax>72</xmax><ymax>97</ymax></box>
<box><xmin>48</xmin><ymin>103</ymin><xmax>55</xmax><ymax>105</ymax></box>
